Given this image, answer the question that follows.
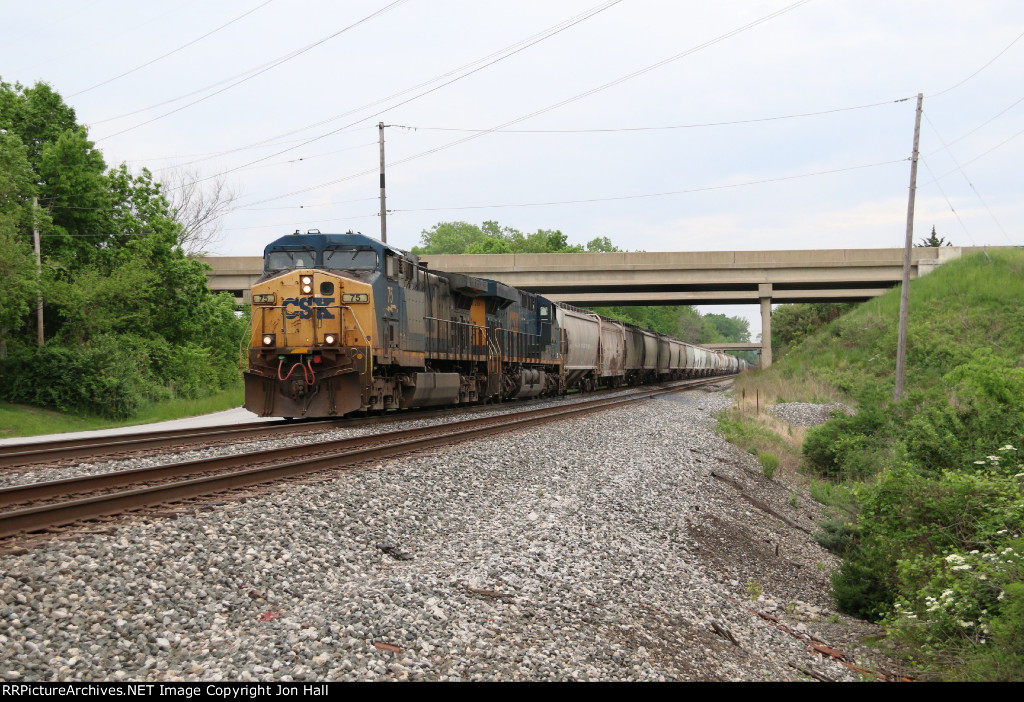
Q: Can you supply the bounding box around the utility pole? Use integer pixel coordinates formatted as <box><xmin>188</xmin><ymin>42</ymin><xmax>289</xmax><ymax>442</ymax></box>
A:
<box><xmin>33</xmin><ymin>197</ymin><xmax>43</xmax><ymax>348</ymax></box>
<box><xmin>378</xmin><ymin>122</ymin><xmax>387</xmax><ymax>244</ymax></box>
<box><xmin>894</xmin><ymin>93</ymin><xmax>923</xmax><ymax>402</ymax></box>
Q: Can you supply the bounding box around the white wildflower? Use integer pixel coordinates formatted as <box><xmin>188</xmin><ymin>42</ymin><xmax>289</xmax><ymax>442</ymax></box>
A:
<box><xmin>998</xmin><ymin>445</ymin><xmax>1017</xmax><ymax>451</ymax></box>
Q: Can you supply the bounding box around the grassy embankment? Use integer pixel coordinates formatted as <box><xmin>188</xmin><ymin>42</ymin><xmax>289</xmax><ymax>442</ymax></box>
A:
<box><xmin>0</xmin><ymin>383</ymin><xmax>244</xmax><ymax>439</ymax></box>
<box><xmin>721</xmin><ymin>247</ymin><xmax>1024</xmax><ymax>486</ymax></box>
<box><xmin>717</xmin><ymin>248</ymin><xmax>1024</xmax><ymax>679</ymax></box>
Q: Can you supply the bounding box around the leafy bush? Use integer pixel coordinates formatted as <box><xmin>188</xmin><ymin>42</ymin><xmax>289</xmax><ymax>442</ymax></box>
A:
<box><xmin>832</xmin><ymin>544</ymin><xmax>897</xmax><ymax>621</ymax></box>
<box><xmin>814</xmin><ymin>518</ymin><xmax>859</xmax><ymax>555</ymax></box>
<box><xmin>0</xmin><ymin>335</ymin><xmax>161</xmax><ymax>418</ymax></box>
<box><xmin>802</xmin><ymin>407</ymin><xmax>890</xmax><ymax>479</ymax></box>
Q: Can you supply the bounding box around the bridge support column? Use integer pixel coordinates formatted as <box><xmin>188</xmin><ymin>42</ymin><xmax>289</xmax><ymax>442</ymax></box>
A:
<box><xmin>759</xmin><ymin>283</ymin><xmax>773</xmax><ymax>368</ymax></box>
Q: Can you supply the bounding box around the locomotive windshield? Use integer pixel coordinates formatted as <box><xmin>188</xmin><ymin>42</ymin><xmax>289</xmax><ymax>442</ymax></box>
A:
<box><xmin>266</xmin><ymin>247</ymin><xmax>317</xmax><ymax>272</ymax></box>
<box><xmin>324</xmin><ymin>246</ymin><xmax>379</xmax><ymax>271</ymax></box>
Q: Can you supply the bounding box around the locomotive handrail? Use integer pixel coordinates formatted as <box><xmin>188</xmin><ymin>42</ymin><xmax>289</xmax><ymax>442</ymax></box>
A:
<box><xmin>421</xmin><ymin>316</ymin><xmax>545</xmax><ymax>363</ymax></box>
<box><xmin>424</xmin><ymin>316</ymin><xmax>488</xmax><ymax>361</ymax></box>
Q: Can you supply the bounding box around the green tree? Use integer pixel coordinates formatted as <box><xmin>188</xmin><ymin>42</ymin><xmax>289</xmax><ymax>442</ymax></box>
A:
<box><xmin>704</xmin><ymin>313</ymin><xmax>750</xmax><ymax>343</ymax></box>
<box><xmin>0</xmin><ymin>79</ymin><xmax>79</xmax><ymax>167</ymax></box>
<box><xmin>0</xmin><ymin>130</ymin><xmax>40</xmax><ymax>356</ymax></box>
<box><xmin>585</xmin><ymin>236</ymin><xmax>620</xmax><ymax>252</ymax></box>
<box><xmin>771</xmin><ymin>303</ymin><xmax>853</xmax><ymax>355</ymax></box>
<box><xmin>916</xmin><ymin>226</ymin><xmax>952</xmax><ymax>247</ymax></box>
<box><xmin>0</xmin><ymin>80</ymin><xmax>247</xmax><ymax>416</ymax></box>
<box><xmin>412</xmin><ymin>221</ymin><xmax>489</xmax><ymax>254</ymax></box>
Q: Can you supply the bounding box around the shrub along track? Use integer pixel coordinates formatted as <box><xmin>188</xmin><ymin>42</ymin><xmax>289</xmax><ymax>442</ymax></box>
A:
<box><xmin>0</xmin><ymin>378</ymin><xmax>731</xmax><ymax>544</ymax></box>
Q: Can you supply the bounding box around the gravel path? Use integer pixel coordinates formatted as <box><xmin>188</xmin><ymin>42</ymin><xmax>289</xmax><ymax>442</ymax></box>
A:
<box><xmin>0</xmin><ymin>387</ymin><xmax>885</xmax><ymax>682</ymax></box>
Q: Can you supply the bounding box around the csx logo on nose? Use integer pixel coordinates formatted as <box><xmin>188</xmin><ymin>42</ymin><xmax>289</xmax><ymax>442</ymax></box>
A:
<box><xmin>283</xmin><ymin>297</ymin><xmax>335</xmax><ymax>319</ymax></box>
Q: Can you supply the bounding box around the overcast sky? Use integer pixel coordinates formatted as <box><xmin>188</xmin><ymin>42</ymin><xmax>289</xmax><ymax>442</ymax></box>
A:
<box><xmin>3</xmin><ymin>1</ymin><xmax>1022</xmax><ymax>337</ymax></box>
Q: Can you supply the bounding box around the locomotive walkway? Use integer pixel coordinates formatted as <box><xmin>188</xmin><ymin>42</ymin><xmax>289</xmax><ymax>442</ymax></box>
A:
<box><xmin>203</xmin><ymin>245</ymin><xmax>1006</xmax><ymax>366</ymax></box>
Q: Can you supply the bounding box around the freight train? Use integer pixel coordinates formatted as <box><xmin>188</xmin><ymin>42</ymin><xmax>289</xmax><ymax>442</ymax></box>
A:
<box><xmin>244</xmin><ymin>231</ymin><xmax>746</xmax><ymax>418</ymax></box>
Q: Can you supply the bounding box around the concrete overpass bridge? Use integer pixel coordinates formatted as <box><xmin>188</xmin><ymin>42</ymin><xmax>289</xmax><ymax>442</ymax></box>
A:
<box><xmin>203</xmin><ymin>245</ymin><xmax>1002</xmax><ymax>367</ymax></box>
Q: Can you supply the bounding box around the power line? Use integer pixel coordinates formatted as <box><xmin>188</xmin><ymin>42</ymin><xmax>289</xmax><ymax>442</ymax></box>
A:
<box><xmin>69</xmin><ymin>0</ymin><xmax>276</xmax><ymax>98</ymax></box>
<box><xmin>222</xmin><ymin>213</ymin><xmax>378</xmax><ymax>232</ymax></box>
<box><xmin>1</xmin><ymin>0</ymin><xmax>105</xmax><ymax>52</ymax></box>
<box><xmin>160</xmin><ymin>0</ymin><xmax>625</xmax><ymax>178</ymax></box>
<box><xmin>8</xmin><ymin>1</ymin><xmax>200</xmax><ymax>75</ymax></box>
<box><xmin>924</xmin><ymin>123</ymin><xmax>1024</xmax><ymax>182</ymax></box>
<box><xmin>923</xmin><ymin>91</ymin><xmax>1024</xmax><ymax>157</ymax></box>
<box><xmin>239</xmin><ymin>0</ymin><xmax>815</xmax><ymax>207</ymax></box>
<box><xmin>383</xmin><ymin>158</ymin><xmax>907</xmax><ymax>214</ymax></box>
<box><xmin>208</xmin><ymin>158</ymin><xmax>908</xmax><ymax>234</ymax></box>
<box><xmin>239</xmin><ymin>196</ymin><xmax>380</xmax><ymax>211</ymax></box>
<box><xmin>388</xmin><ymin>98</ymin><xmax>911</xmax><ymax>134</ymax></box>
<box><xmin>923</xmin><ymin>112</ymin><xmax>1011</xmax><ymax>243</ymax></box>
<box><xmin>929</xmin><ymin>28</ymin><xmax>1024</xmax><ymax>98</ymax></box>
<box><xmin>919</xmin><ymin>157</ymin><xmax>976</xmax><ymax>246</ymax></box>
<box><xmin>94</xmin><ymin>0</ymin><xmax>412</xmax><ymax>142</ymax></box>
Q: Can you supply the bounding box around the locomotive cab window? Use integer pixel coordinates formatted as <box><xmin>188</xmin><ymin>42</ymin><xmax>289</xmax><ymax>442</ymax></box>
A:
<box><xmin>323</xmin><ymin>247</ymin><xmax>378</xmax><ymax>271</ymax></box>
<box><xmin>266</xmin><ymin>248</ymin><xmax>317</xmax><ymax>272</ymax></box>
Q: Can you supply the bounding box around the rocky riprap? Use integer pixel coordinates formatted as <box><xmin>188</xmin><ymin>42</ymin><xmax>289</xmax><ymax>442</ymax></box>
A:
<box><xmin>767</xmin><ymin>402</ymin><xmax>855</xmax><ymax>428</ymax></box>
<box><xmin>0</xmin><ymin>388</ymin><xmax>890</xmax><ymax>681</ymax></box>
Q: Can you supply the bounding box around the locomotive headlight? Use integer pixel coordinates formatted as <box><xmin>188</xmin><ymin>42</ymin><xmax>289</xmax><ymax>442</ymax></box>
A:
<box><xmin>300</xmin><ymin>275</ymin><xmax>313</xmax><ymax>294</ymax></box>
<box><xmin>324</xmin><ymin>334</ymin><xmax>336</xmax><ymax>345</ymax></box>
<box><xmin>262</xmin><ymin>334</ymin><xmax>275</xmax><ymax>347</ymax></box>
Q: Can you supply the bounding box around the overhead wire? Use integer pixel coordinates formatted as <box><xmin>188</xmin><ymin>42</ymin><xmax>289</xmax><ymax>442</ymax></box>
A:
<box><xmin>928</xmin><ymin>28</ymin><xmax>1024</xmax><ymax>98</ymax></box>
<box><xmin>94</xmin><ymin>0</ymin><xmax>412</xmax><ymax>142</ymax></box>
<box><xmin>238</xmin><ymin>0</ymin><xmax>817</xmax><ymax>208</ymax></box>
<box><xmin>923</xmin><ymin>91</ymin><xmax>1024</xmax><ymax>158</ymax></box>
<box><xmin>7</xmin><ymin>1</ymin><xmax>200</xmax><ymax>75</ymax></box>
<box><xmin>1</xmin><ymin>0</ymin><xmax>105</xmax><ymax>52</ymax></box>
<box><xmin>923</xmin><ymin>112</ymin><xmax>1012</xmax><ymax>244</ymax></box>
<box><xmin>160</xmin><ymin>0</ymin><xmax>625</xmax><ymax>179</ymax></box>
<box><xmin>924</xmin><ymin>123</ymin><xmax>1024</xmax><ymax>182</ymax></box>
<box><xmin>384</xmin><ymin>158</ymin><xmax>909</xmax><ymax>214</ymax></box>
<box><xmin>387</xmin><ymin>99</ymin><xmax>911</xmax><ymax>134</ymax></box>
<box><xmin>918</xmin><ymin>157</ymin><xmax>976</xmax><ymax>245</ymax></box>
<box><xmin>216</xmin><ymin>157</ymin><xmax>907</xmax><ymax>233</ymax></box>
<box><xmin>69</xmin><ymin>0</ymin><xmax>276</xmax><ymax>97</ymax></box>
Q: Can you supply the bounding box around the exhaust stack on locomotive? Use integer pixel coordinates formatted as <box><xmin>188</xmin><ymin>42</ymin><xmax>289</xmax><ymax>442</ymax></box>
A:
<box><xmin>244</xmin><ymin>231</ymin><xmax>746</xmax><ymax>418</ymax></box>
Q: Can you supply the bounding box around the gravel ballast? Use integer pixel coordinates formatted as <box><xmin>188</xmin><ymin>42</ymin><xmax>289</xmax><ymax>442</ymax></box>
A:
<box><xmin>0</xmin><ymin>387</ymin><xmax>886</xmax><ymax>681</ymax></box>
<box><xmin>768</xmin><ymin>402</ymin><xmax>855</xmax><ymax>428</ymax></box>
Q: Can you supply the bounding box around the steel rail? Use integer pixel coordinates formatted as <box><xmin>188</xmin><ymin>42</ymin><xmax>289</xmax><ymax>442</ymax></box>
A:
<box><xmin>0</xmin><ymin>378</ymin><xmax>724</xmax><ymax>506</ymax></box>
<box><xmin>0</xmin><ymin>383</ymin><xmax>649</xmax><ymax>468</ymax></box>
<box><xmin>0</xmin><ymin>377</ymin><xmax>728</xmax><ymax>539</ymax></box>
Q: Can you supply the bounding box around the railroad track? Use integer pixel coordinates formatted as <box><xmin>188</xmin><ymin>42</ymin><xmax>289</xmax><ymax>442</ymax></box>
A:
<box><xmin>0</xmin><ymin>377</ymin><xmax>730</xmax><ymax>541</ymax></box>
<box><xmin>0</xmin><ymin>384</ymin><xmax>660</xmax><ymax>470</ymax></box>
